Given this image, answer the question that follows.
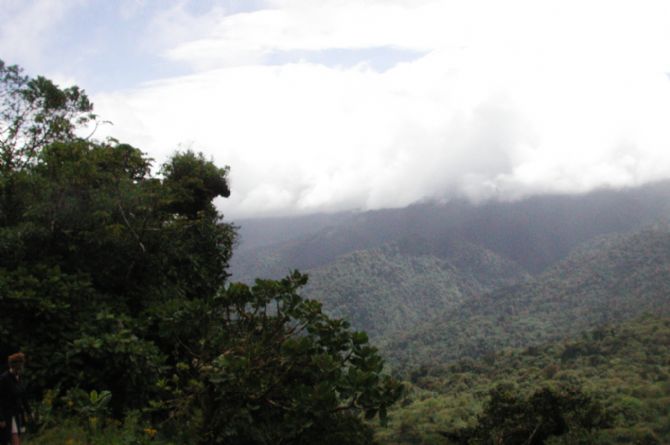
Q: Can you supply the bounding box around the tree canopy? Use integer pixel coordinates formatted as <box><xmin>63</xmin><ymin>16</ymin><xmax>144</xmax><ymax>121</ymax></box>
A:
<box><xmin>0</xmin><ymin>60</ymin><xmax>95</xmax><ymax>172</ymax></box>
<box><xmin>0</xmin><ymin>59</ymin><xmax>401</xmax><ymax>444</ymax></box>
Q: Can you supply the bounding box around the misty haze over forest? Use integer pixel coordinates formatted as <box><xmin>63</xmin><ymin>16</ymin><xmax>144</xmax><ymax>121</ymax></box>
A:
<box><xmin>3</xmin><ymin>1</ymin><xmax>670</xmax><ymax>444</ymax></box>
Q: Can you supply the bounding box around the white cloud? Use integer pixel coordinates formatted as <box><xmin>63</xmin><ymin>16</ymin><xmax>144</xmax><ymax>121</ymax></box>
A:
<box><xmin>163</xmin><ymin>1</ymin><xmax>467</xmax><ymax>68</ymax></box>
<box><xmin>88</xmin><ymin>0</ymin><xmax>670</xmax><ymax>218</ymax></box>
<box><xmin>142</xmin><ymin>1</ymin><xmax>229</xmax><ymax>55</ymax></box>
<box><xmin>0</xmin><ymin>0</ymin><xmax>84</xmax><ymax>69</ymax></box>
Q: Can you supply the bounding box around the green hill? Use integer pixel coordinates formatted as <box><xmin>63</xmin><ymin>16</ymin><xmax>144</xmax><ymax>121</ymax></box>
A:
<box><xmin>304</xmin><ymin>236</ymin><xmax>529</xmax><ymax>339</ymax></box>
<box><xmin>382</xmin><ymin>225</ymin><xmax>670</xmax><ymax>368</ymax></box>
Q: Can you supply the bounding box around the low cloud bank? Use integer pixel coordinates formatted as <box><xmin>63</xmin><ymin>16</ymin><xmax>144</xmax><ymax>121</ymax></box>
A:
<box><xmin>89</xmin><ymin>0</ymin><xmax>670</xmax><ymax>218</ymax></box>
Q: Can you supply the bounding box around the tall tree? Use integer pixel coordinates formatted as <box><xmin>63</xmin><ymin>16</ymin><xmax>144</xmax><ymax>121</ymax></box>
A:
<box><xmin>0</xmin><ymin>60</ymin><xmax>401</xmax><ymax>443</ymax></box>
<box><xmin>0</xmin><ymin>59</ymin><xmax>95</xmax><ymax>172</ymax></box>
<box><xmin>156</xmin><ymin>272</ymin><xmax>403</xmax><ymax>445</ymax></box>
<box><xmin>0</xmin><ymin>138</ymin><xmax>235</xmax><ymax>411</ymax></box>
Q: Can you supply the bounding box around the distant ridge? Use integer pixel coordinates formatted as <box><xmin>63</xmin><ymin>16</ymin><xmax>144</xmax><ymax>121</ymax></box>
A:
<box><xmin>230</xmin><ymin>180</ymin><xmax>670</xmax><ymax>282</ymax></box>
<box><xmin>230</xmin><ymin>182</ymin><xmax>670</xmax><ymax>365</ymax></box>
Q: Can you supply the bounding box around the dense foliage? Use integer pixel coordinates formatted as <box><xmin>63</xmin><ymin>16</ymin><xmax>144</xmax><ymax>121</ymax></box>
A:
<box><xmin>382</xmin><ymin>227</ymin><xmax>670</xmax><ymax>368</ymax></box>
<box><xmin>377</xmin><ymin>315</ymin><xmax>670</xmax><ymax>444</ymax></box>
<box><xmin>304</xmin><ymin>238</ymin><xmax>527</xmax><ymax>339</ymax></box>
<box><xmin>0</xmin><ymin>60</ymin><xmax>95</xmax><ymax>172</ymax></box>
<box><xmin>0</xmin><ymin>137</ymin><xmax>234</xmax><ymax>412</ymax></box>
<box><xmin>4</xmin><ymin>58</ymin><xmax>669</xmax><ymax>445</ymax></box>
<box><xmin>0</xmin><ymin>60</ymin><xmax>401</xmax><ymax>444</ymax></box>
<box><xmin>153</xmin><ymin>272</ymin><xmax>402</xmax><ymax>444</ymax></box>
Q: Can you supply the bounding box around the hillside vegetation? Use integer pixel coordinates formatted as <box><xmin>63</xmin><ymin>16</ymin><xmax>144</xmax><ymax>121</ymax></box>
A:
<box><xmin>5</xmin><ymin>60</ymin><xmax>670</xmax><ymax>444</ymax></box>
<box><xmin>304</xmin><ymin>236</ymin><xmax>529</xmax><ymax>339</ymax></box>
<box><xmin>377</xmin><ymin>315</ymin><xmax>670</xmax><ymax>444</ymax></box>
<box><xmin>382</xmin><ymin>225</ymin><xmax>670</xmax><ymax>368</ymax></box>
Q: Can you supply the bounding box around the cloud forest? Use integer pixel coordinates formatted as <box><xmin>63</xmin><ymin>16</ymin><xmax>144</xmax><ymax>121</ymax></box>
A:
<box><xmin>1</xmin><ymin>56</ymin><xmax>670</xmax><ymax>445</ymax></box>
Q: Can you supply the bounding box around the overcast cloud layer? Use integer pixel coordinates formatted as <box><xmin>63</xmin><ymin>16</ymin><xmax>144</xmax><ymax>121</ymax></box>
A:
<box><xmin>4</xmin><ymin>0</ymin><xmax>670</xmax><ymax>217</ymax></box>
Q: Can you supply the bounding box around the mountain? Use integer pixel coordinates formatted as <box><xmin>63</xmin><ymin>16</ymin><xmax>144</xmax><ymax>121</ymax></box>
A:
<box><xmin>381</xmin><ymin>225</ymin><xmax>670</xmax><ymax>368</ymax></box>
<box><xmin>230</xmin><ymin>181</ymin><xmax>670</xmax><ymax>283</ymax></box>
<box><xmin>304</xmin><ymin>235</ymin><xmax>529</xmax><ymax>339</ymax></box>
<box><xmin>233</xmin><ymin>211</ymin><xmax>357</xmax><ymax>251</ymax></box>
<box><xmin>229</xmin><ymin>182</ymin><xmax>670</xmax><ymax>358</ymax></box>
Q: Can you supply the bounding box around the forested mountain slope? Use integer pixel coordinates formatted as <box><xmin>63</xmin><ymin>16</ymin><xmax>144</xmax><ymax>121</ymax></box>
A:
<box><xmin>377</xmin><ymin>315</ymin><xmax>670</xmax><ymax>444</ymax></box>
<box><xmin>303</xmin><ymin>236</ymin><xmax>529</xmax><ymax>338</ymax></box>
<box><xmin>230</xmin><ymin>181</ymin><xmax>670</xmax><ymax>283</ymax></box>
<box><xmin>382</xmin><ymin>225</ymin><xmax>670</xmax><ymax>368</ymax></box>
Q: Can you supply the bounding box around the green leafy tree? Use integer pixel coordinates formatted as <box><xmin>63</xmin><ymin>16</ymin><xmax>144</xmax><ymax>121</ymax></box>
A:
<box><xmin>0</xmin><ymin>60</ymin><xmax>401</xmax><ymax>443</ymax></box>
<box><xmin>445</xmin><ymin>385</ymin><xmax>610</xmax><ymax>445</ymax></box>
<box><xmin>0</xmin><ymin>59</ymin><xmax>95</xmax><ymax>172</ymax></box>
<box><xmin>156</xmin><ymin>271</ymin><xmax>403</xmax><ymax>445</ymax></box>
<box><xmin>161</xmin><ymin>150</ymin><xmax>230</xmax><ymax>218</ymax></box>
<box><xmin>0</xmin><ymin>139</ymin><xmax>234</xmax><ymax>412</ymax></box>
<box><xmin>0</xmin><ymin>59</ymin><xmax>233</xmax><ymax>412</ymax></box>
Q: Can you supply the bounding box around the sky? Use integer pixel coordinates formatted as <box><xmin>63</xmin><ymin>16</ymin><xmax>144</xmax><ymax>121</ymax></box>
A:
<box><xmin>3</xmin><ymin>0</ymin><xmax>670</xmax><ymax>218</ymax></box>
